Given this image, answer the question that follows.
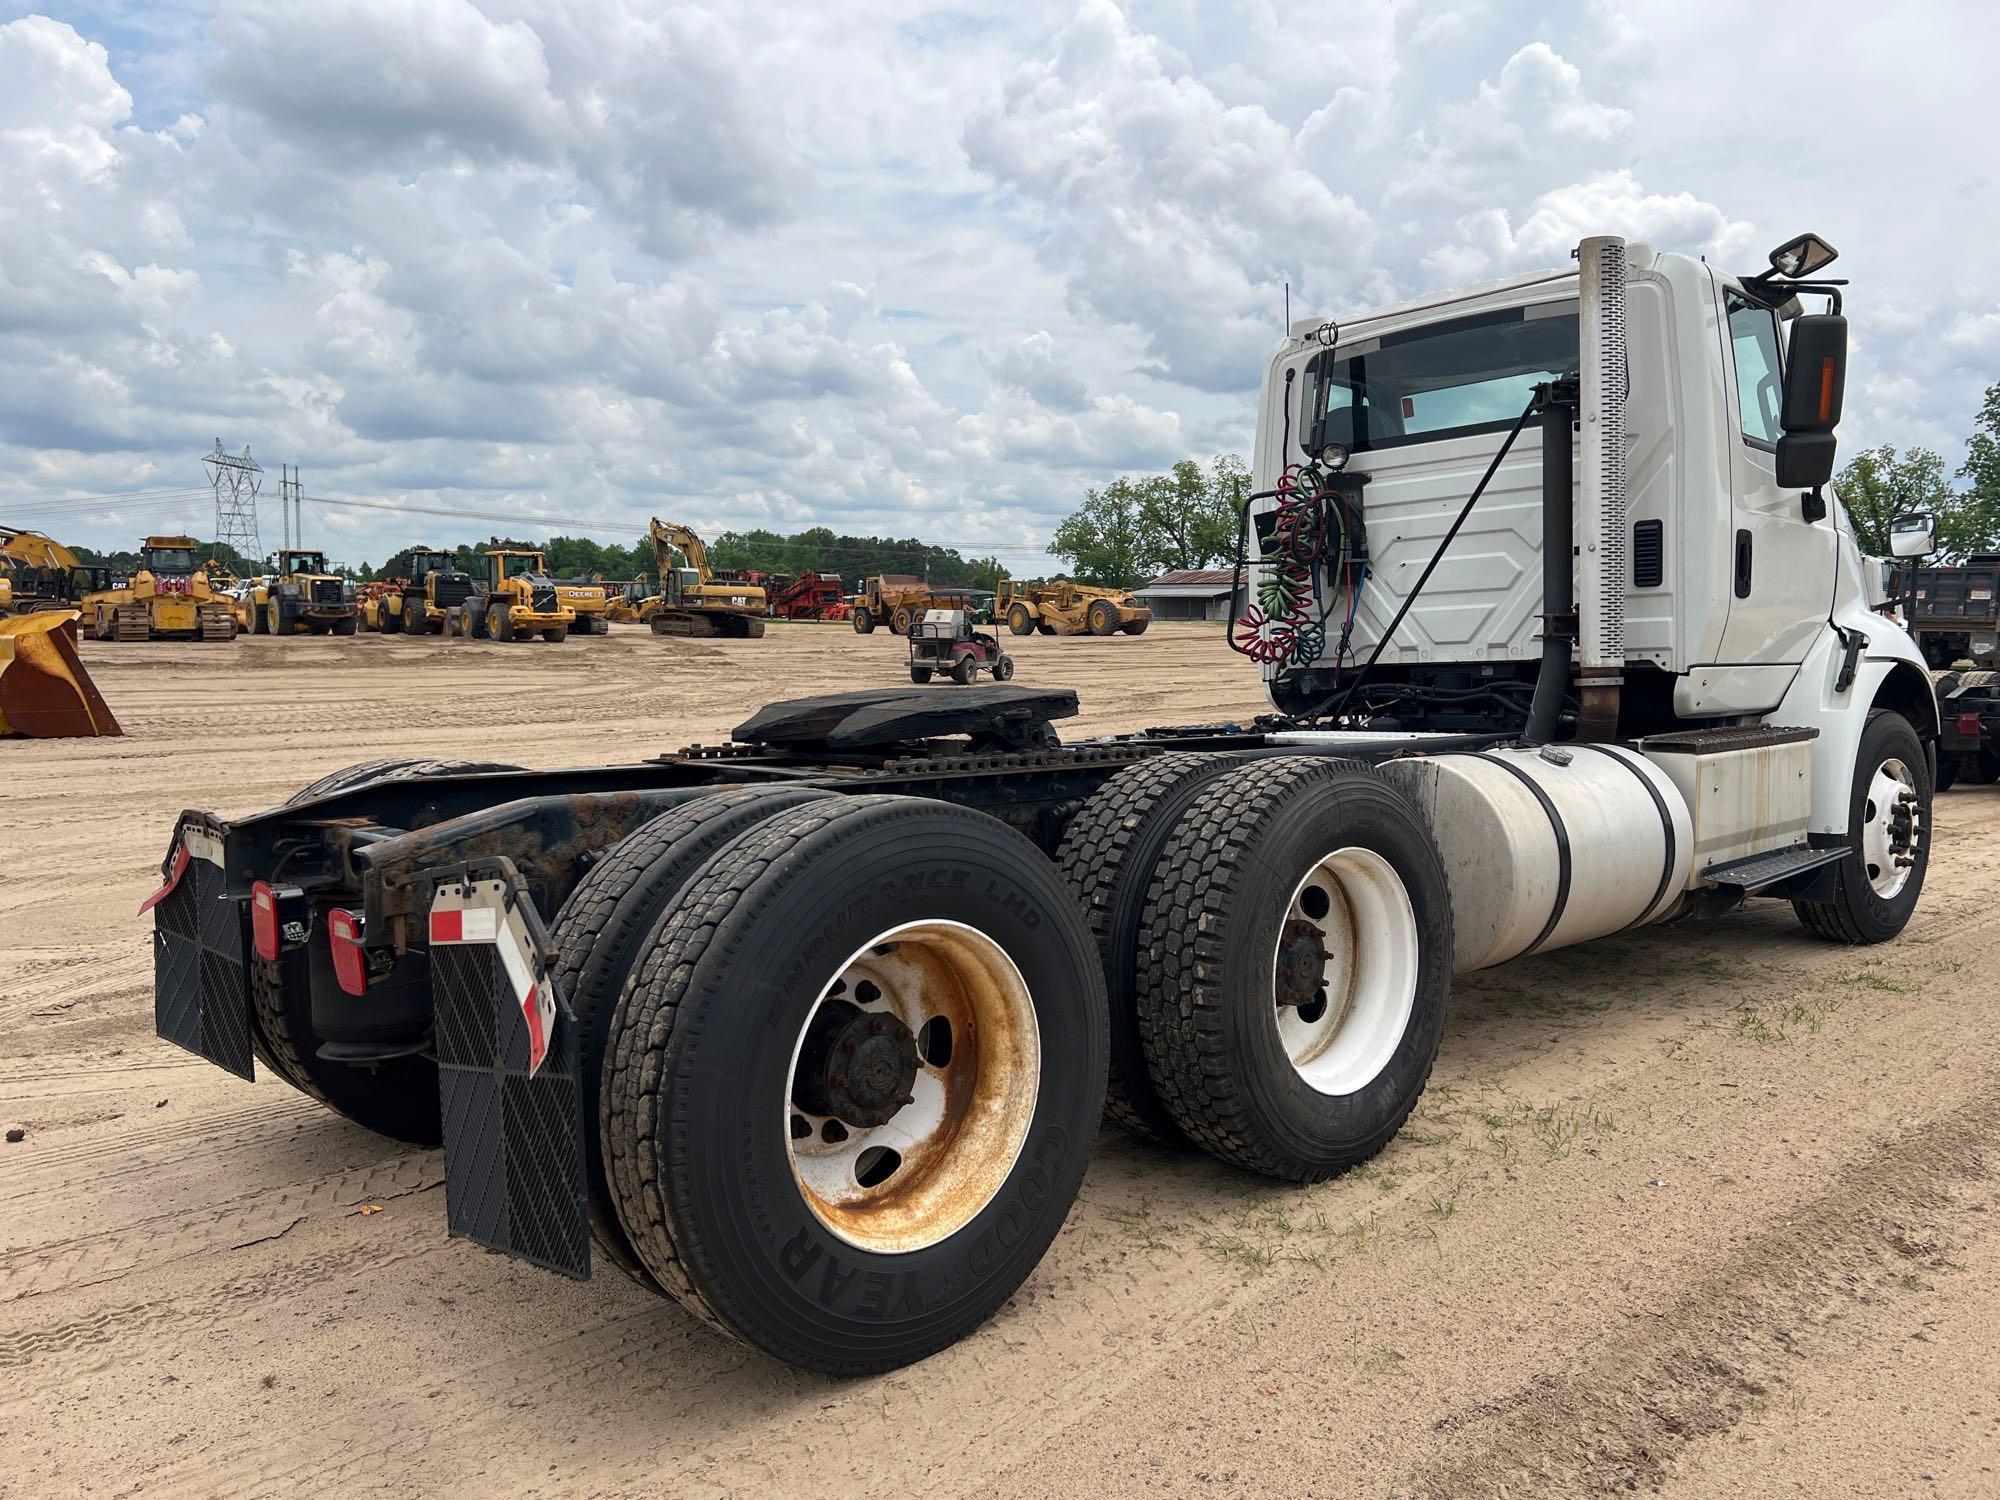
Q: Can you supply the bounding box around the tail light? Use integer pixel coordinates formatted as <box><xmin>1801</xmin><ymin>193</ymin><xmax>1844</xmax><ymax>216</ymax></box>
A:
<box><xmin>251</xmin><ymin>882</ymin><xmax>280</xmax><ymax>960</ymax></box>
<box><xmin>328</xmin><ymin>909</ymin><xmax>368</xmax><ymax>996</ymax></box>
<box><xmin>1959</xmin><ymin>711</ymin><xmax>1982</xmax><ymax>737</ymax></box>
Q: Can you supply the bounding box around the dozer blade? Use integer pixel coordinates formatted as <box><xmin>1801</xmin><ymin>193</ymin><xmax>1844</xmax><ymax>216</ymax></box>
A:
<box><xmin>0</xmin><ymin>611</ymin><xmax>123</xmax><ymax>738</ymax></box>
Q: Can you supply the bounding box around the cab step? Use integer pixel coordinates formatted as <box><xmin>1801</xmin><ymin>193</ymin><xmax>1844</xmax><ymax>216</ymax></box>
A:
<box><xmin>1700</xmin><ymin>842</ymin><xmax>1849</xmax><ymax>893</ymax></box>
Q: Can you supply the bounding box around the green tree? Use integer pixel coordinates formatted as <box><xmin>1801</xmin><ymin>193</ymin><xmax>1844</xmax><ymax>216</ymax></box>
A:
<box><xmin>1049</xmin><ymin>478</ymin><xmax>1145</xmax><ymax>586</ymax></box>
<box><xmin>1954</xmin><ymin>382</ymin><xmax>2000</xmax><ymax>558</ymax></box>
<box><xmin>1050</xmin><ymin>453</ymin><xmax>1247</xmax><ymax>584</ymax></box>
<box><xmin>1836</xmin><ymin>445</ymin><xmax>1954</xmax><ymax>557</ymax></box>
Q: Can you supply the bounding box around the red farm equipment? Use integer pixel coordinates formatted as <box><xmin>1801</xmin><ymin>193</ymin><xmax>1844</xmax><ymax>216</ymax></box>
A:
<box><xmin>770</xmin><ymin>570</ymin><xmax>845</xmax><ymax>621</ymax></box>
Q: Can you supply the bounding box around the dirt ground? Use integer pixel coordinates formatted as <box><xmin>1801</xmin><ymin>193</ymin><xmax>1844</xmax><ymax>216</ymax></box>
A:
<box><xmin>3</xmin><ymin>619</ymin><xmax>1997</xmax><ymax>1499</ymax></box>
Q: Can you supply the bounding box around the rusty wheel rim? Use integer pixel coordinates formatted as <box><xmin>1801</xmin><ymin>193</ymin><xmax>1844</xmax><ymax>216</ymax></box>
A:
<box><xmin>1271</xmin><ymin>846</ymin><xmax>1418</xmax><ymax>1097</ymax></box>
<box><xmin>785</xmin><ymin>920</ymin><xmax>1040</xmax><ymax>1255</ymax></box>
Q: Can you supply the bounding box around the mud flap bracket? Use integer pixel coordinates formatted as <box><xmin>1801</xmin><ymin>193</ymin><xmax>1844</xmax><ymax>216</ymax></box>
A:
<box><xmin>429</xmin><ymin>859</ymin><xmax>590</xmax><ymax>1280</ymax></box>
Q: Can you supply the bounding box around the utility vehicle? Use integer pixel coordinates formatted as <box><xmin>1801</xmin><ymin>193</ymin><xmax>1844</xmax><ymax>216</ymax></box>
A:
<box><xmin>148</xmin><ymin>233</ymin><xmax>1937</xmax><ymax>1376</ymax></box>
<box><xmin>908</xmin><ymin>608</ymin><xmax>1013</xmax><ymax>683</ymax></box>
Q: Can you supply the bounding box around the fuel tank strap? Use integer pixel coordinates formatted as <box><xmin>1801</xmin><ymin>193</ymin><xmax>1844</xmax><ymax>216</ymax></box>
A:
<box><xmin>1572</xmin><ymin>743</ymin><xmax>1677</xmax><ymax>929</ymax></box>
<box><xmin>1467</xmin><ymin>752</ymin><xmax>1571</xmax><ymax>956</ymax></box>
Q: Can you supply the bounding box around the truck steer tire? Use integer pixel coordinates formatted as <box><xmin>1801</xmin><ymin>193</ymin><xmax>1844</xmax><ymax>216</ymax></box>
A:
<box><xmin>1135</xmin><ymin>757</ymin><xmax>1453</xmax><ymax>1183</ymax></box>
<box><xmin>1793</xmin><ymin>710</ymin><xmax>1931</xmax><ymax>944</ymax></box>
<box><xmin>1057</xmin><ymin>752</ymin><xmax>1246</xmax><ymax>1144</ymax></box>
<box><xmin>548</xmin><ymin>787</ymin><xmax>835</xmax><ymax>1288</ymax></box>
<box><xmin>601</xmin><ymin>796</ymin><xmax>1106</xmax><ymax>1374</ymax></box>
<box><xmin>852</xmin><ymin>608</ymin><xmax>874</xmax><ymax>634</ymax></box>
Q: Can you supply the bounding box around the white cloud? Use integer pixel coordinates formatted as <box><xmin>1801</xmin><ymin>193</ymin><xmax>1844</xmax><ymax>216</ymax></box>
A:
<box><xmin>0</xmin><ymin>0</ymin><xmax>1994</xmax><ymax>568</ymax></box>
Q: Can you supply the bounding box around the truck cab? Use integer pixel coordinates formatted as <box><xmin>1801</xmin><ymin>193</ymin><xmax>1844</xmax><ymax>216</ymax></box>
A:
<box><xmin>1250</xmin><ymin>234</ymin><xmax>1936</xmax><ymax>844</ymax></box>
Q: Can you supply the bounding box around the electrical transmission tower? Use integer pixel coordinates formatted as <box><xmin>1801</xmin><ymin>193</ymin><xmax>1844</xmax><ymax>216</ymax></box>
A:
<box><xmin>203</xmin><ymin>440</ymin><xmax>263</xmax><ymax>564</ymax></box>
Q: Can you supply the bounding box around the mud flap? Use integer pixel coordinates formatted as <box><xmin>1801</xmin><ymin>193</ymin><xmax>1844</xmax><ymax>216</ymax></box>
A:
<box><xmin>148</xmin><ymin>822</ymin><xmax>256</xmax><ymax>1081</ymax></box>
<box><xmin>429</xmin><ymin>863</ymin><xmax>590</xmax><ymax>1280</ymax></box>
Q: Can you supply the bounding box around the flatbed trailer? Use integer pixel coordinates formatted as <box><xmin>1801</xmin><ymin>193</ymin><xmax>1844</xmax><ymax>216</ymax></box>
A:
<box><xmin>147</xmin><ymin>231</ymin><xmax>1943</xmax><ymax>1377</ymax></box>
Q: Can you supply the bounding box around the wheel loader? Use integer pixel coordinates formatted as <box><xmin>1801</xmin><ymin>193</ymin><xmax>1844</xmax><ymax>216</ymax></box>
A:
<box><xmin>552</xmin><ymin>577</ymin><xmax>615</xmax><ymax>636</ymax></box>
<box><xmin>998</xmin><ymin>578</ymin><xmax>1151</xmax><ymax>637</ymax></box>
<box><xmin>236</xmin><ymin>549</ymin><xmax>356</xmax><ymax>636</ymax></box>
<box><xmin>358</xmin><ymin>548</ymin><xmax>477</xmax><ymax>634</ymax></box>
<box><xmin>459</xmin><ymin>550</ymin><xmax>576</xmax><ymax>642</ymax></box>
<box><xmin>77</xmin><ymin>536</ymin><xmax>237</xmax><ymax>641</ymax></box>
<box><xmin>148</xmin><ymin>230</ymin><xmax>1944</xmax><ymax>1380</ymax></box>
<box><xmin>644</xmin><ymin>519</ymin><xmax>765</xmax><ymax>638</ymax></box>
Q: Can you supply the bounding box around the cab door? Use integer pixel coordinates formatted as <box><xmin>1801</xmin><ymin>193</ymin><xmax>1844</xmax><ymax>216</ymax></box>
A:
<box><xmin>1713</xmin><ymin>273</ymin><xmax>1840</xmax><ymax>665</ymax></box>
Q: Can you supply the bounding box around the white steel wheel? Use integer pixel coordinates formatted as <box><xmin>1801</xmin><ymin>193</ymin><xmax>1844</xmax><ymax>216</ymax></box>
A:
<box><xmin>785</xmin><ymin>919</ymin><xmax>1040</xmax><ymax>1255</ymax></box>
<box><xmin>1860</xmin><ymin>755</ymin><xmax>1921</xmax><ymax>898</ymax></box>
<box><xmin>1270</xmin><ymin>846</ymin><xmax>1419</xmax><ymax>1096</ymax></box>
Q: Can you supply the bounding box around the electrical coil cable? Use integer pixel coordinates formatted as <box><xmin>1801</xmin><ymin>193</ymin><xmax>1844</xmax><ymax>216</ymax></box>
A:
<box><xmin>1228</xmin><ymin>462</ymin><xmax>1368</xmax><ymax>670</ymax></box>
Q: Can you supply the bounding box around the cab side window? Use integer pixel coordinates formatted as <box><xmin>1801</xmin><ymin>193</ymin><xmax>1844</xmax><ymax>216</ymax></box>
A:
<box><xmin>1725</xmin><ymin>291</ymin><xmax>1783</xmax><ymax>449</ymax></box>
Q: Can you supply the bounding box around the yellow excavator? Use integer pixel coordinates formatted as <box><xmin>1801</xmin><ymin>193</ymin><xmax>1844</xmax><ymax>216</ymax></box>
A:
<box><xmin>645</xmin><ymin>519</ymin><xmax>765</xmax><ymax>638</ymax></box>
<box><xmin>1</xmin><ymin>525</ymin><xmax>88</xmax><ymax>614</ymax></box>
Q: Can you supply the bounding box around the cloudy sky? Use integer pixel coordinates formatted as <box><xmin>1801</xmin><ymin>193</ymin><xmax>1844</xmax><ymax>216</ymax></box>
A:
<box><xmin>3</xmin><ymin>0</ymin><xmax>1996</xmax><ymax>569</ymax></box>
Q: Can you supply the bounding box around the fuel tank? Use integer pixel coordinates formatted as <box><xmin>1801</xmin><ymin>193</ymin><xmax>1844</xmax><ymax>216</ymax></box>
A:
<box><xmin>1378</xmin><ymin>743</ymin><xmax>1692</xmax><ymax>972</ymax></box>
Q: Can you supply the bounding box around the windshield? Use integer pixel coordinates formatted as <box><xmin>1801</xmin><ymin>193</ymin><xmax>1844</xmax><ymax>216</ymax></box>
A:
<box><xmin>502</xmin><ymin>555</ymin><xmax>543</xmax><ymax>579</ymax></box>
<box><xmin>411</xmin><ymin>552</ymin><xmax>448</xmax><ymax>578</ymax></box>
<box><xmin>1310</xmin><ymin>305</ymin><xmax>1578</xmax><ymax>454</ymax></box>
<box><xmin>143</xmin><ymin>547</ymin><xmax>196</xmax><ymax>574</ymax></box>
<box><xmin>285</xmin><ymin>552</ymin><xmax>327</xmax><ymax>575</ymax></box>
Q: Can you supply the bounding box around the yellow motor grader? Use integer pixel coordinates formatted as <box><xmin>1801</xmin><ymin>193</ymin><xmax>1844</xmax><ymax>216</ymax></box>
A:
<box><xmin>78</xmin><ymin>536</ymin><xmax>238</xmax><ymax>642</ymax></box>
<box><xmin>997</xmin><ymin>578</ymin><xmax>1151</xmax><ymax>637</ymax></box>
<box><xmin>458</xmin><ymin>550</ymin><xmax>576</xmax><ymax>642</ymax></box>
<box><xmin>236</xmin><ymin>548</ymin><xmax>356</xmax><ymax>636</ymax></box>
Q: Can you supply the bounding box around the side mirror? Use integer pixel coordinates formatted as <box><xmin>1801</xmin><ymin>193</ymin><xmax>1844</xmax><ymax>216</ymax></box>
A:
<box><xmin>1767</xmin><ymin>233</ymin><xmax>1839</xmax><ymax>279</ymax></box>
<box><xmin>1889</xmin><ymin>512</ymin><xmax>1937</xmax><ymax>559</ymax></box>
<box><xmin>1776</xmin><ymin>431</ymin><xmax>1837</xmax><ymax>489</ymax></box>
<box><xmin>1781</xmin><ymin>314</ymin><xmax>1847</xmax><ymax>433</ymax></box>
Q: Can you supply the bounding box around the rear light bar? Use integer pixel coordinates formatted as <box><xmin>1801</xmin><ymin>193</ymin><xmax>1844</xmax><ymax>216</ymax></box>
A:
<box><xmin>248</xmin><ymin>880</ymin><xmax>312</xmax><ymax>961</ymax></box>
<box><xmin>250</xmin><ymin>883</ymin><xmax>280</xmax><ymax>960</ymax></box>
<box><xmin>328</xmin><ymin>909</ymin><xmax>368</xmax><ymax>996</ymax></box>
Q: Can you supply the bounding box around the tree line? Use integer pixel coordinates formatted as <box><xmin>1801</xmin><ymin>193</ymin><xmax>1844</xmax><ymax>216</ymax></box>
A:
<box><xmin>73</xmin><ymin>529</ymin><xmax>1006</xmax><ymax>587</ymax></box>
<box><xmin>1836</xmin><ymin>381</ymin><xmax>2000</xmax><ymax>561</ymax></box>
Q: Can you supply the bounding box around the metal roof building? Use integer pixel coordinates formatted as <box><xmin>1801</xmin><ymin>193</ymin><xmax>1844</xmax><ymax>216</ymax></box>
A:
<box><xmin>1131</xmin><ymin>568</ymin><xmax>1243</xmax><ymax>622</ymax></box>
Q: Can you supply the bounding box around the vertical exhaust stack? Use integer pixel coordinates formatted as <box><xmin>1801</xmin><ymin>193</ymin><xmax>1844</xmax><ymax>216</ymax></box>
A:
<box><xmin>1576</xmin><ymin>235</ymin><xmax>1628</xmax><ymax>741</ymax></box>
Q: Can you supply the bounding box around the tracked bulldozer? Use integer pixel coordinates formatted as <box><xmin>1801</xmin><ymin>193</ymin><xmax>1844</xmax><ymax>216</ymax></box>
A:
<box><xmin>0</xmin><ymin>611</ymin><xmax>121</xmax><ymax>737</ymax></box>
<box><xmin>78</xmin><ymin>536</ymin><xmax>237</xmax><ymax>641</ymax></box>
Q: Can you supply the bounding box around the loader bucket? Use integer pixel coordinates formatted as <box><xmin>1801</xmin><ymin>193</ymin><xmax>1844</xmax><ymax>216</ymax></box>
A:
<box><xmin>0</xmin><ymin>611</ymin><xmax>123</xmax><ymax>738</ymax></box>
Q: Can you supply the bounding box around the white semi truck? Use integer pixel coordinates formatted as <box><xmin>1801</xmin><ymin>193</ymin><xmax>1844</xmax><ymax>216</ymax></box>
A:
<box><xmin>148</xmin><ymin>231</ymin><xmax>1939</xmax><ymax>1374</ymax></box>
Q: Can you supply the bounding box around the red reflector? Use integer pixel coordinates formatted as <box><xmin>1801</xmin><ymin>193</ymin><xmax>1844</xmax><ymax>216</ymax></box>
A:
<box><xmin>328</xmin><ymin>909</ymin><xmax>367</xmax><ymax>996</ymax></box>
<box><xmin>430</xmin><ymin>908</ymin><xmax>464</xmax><ymax>944</ymax></box>
<box><xmin>138</xmin><ymin>846</ymin><xmax>191</xmax><ymax>916</ymax></box>
<box><xmin>1817</xmin><ymin>356</ymin><xmax>1836</xmax><ymax>423</ymax></box>
<box><xmin>1960</xmin><ymin>711</ymin><xmax>1982</xmax><ymax>736</ymax></box>
<box><xmin>250</xmin><ymin>882</ymin><xmax>280</xmax><ymax>961</ymax></box>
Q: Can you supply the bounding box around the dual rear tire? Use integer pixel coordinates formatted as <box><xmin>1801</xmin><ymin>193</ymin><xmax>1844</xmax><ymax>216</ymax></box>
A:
<box><xmin>1060</xmin><ymin>755</ymin><xmax>1454</xmax><ymax>1180</ymax></box>
<box><xmin>558</xmin><ymin>793</ymin><xmax>1106</xmax><ymax>1373</ymax></box>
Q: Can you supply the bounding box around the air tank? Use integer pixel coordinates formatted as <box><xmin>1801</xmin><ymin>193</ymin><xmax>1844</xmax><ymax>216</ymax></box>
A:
<box><xmin>1377</xmin><ymin>743</ymin><xmax>1693</xmax><ymax>973</ymax></box>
